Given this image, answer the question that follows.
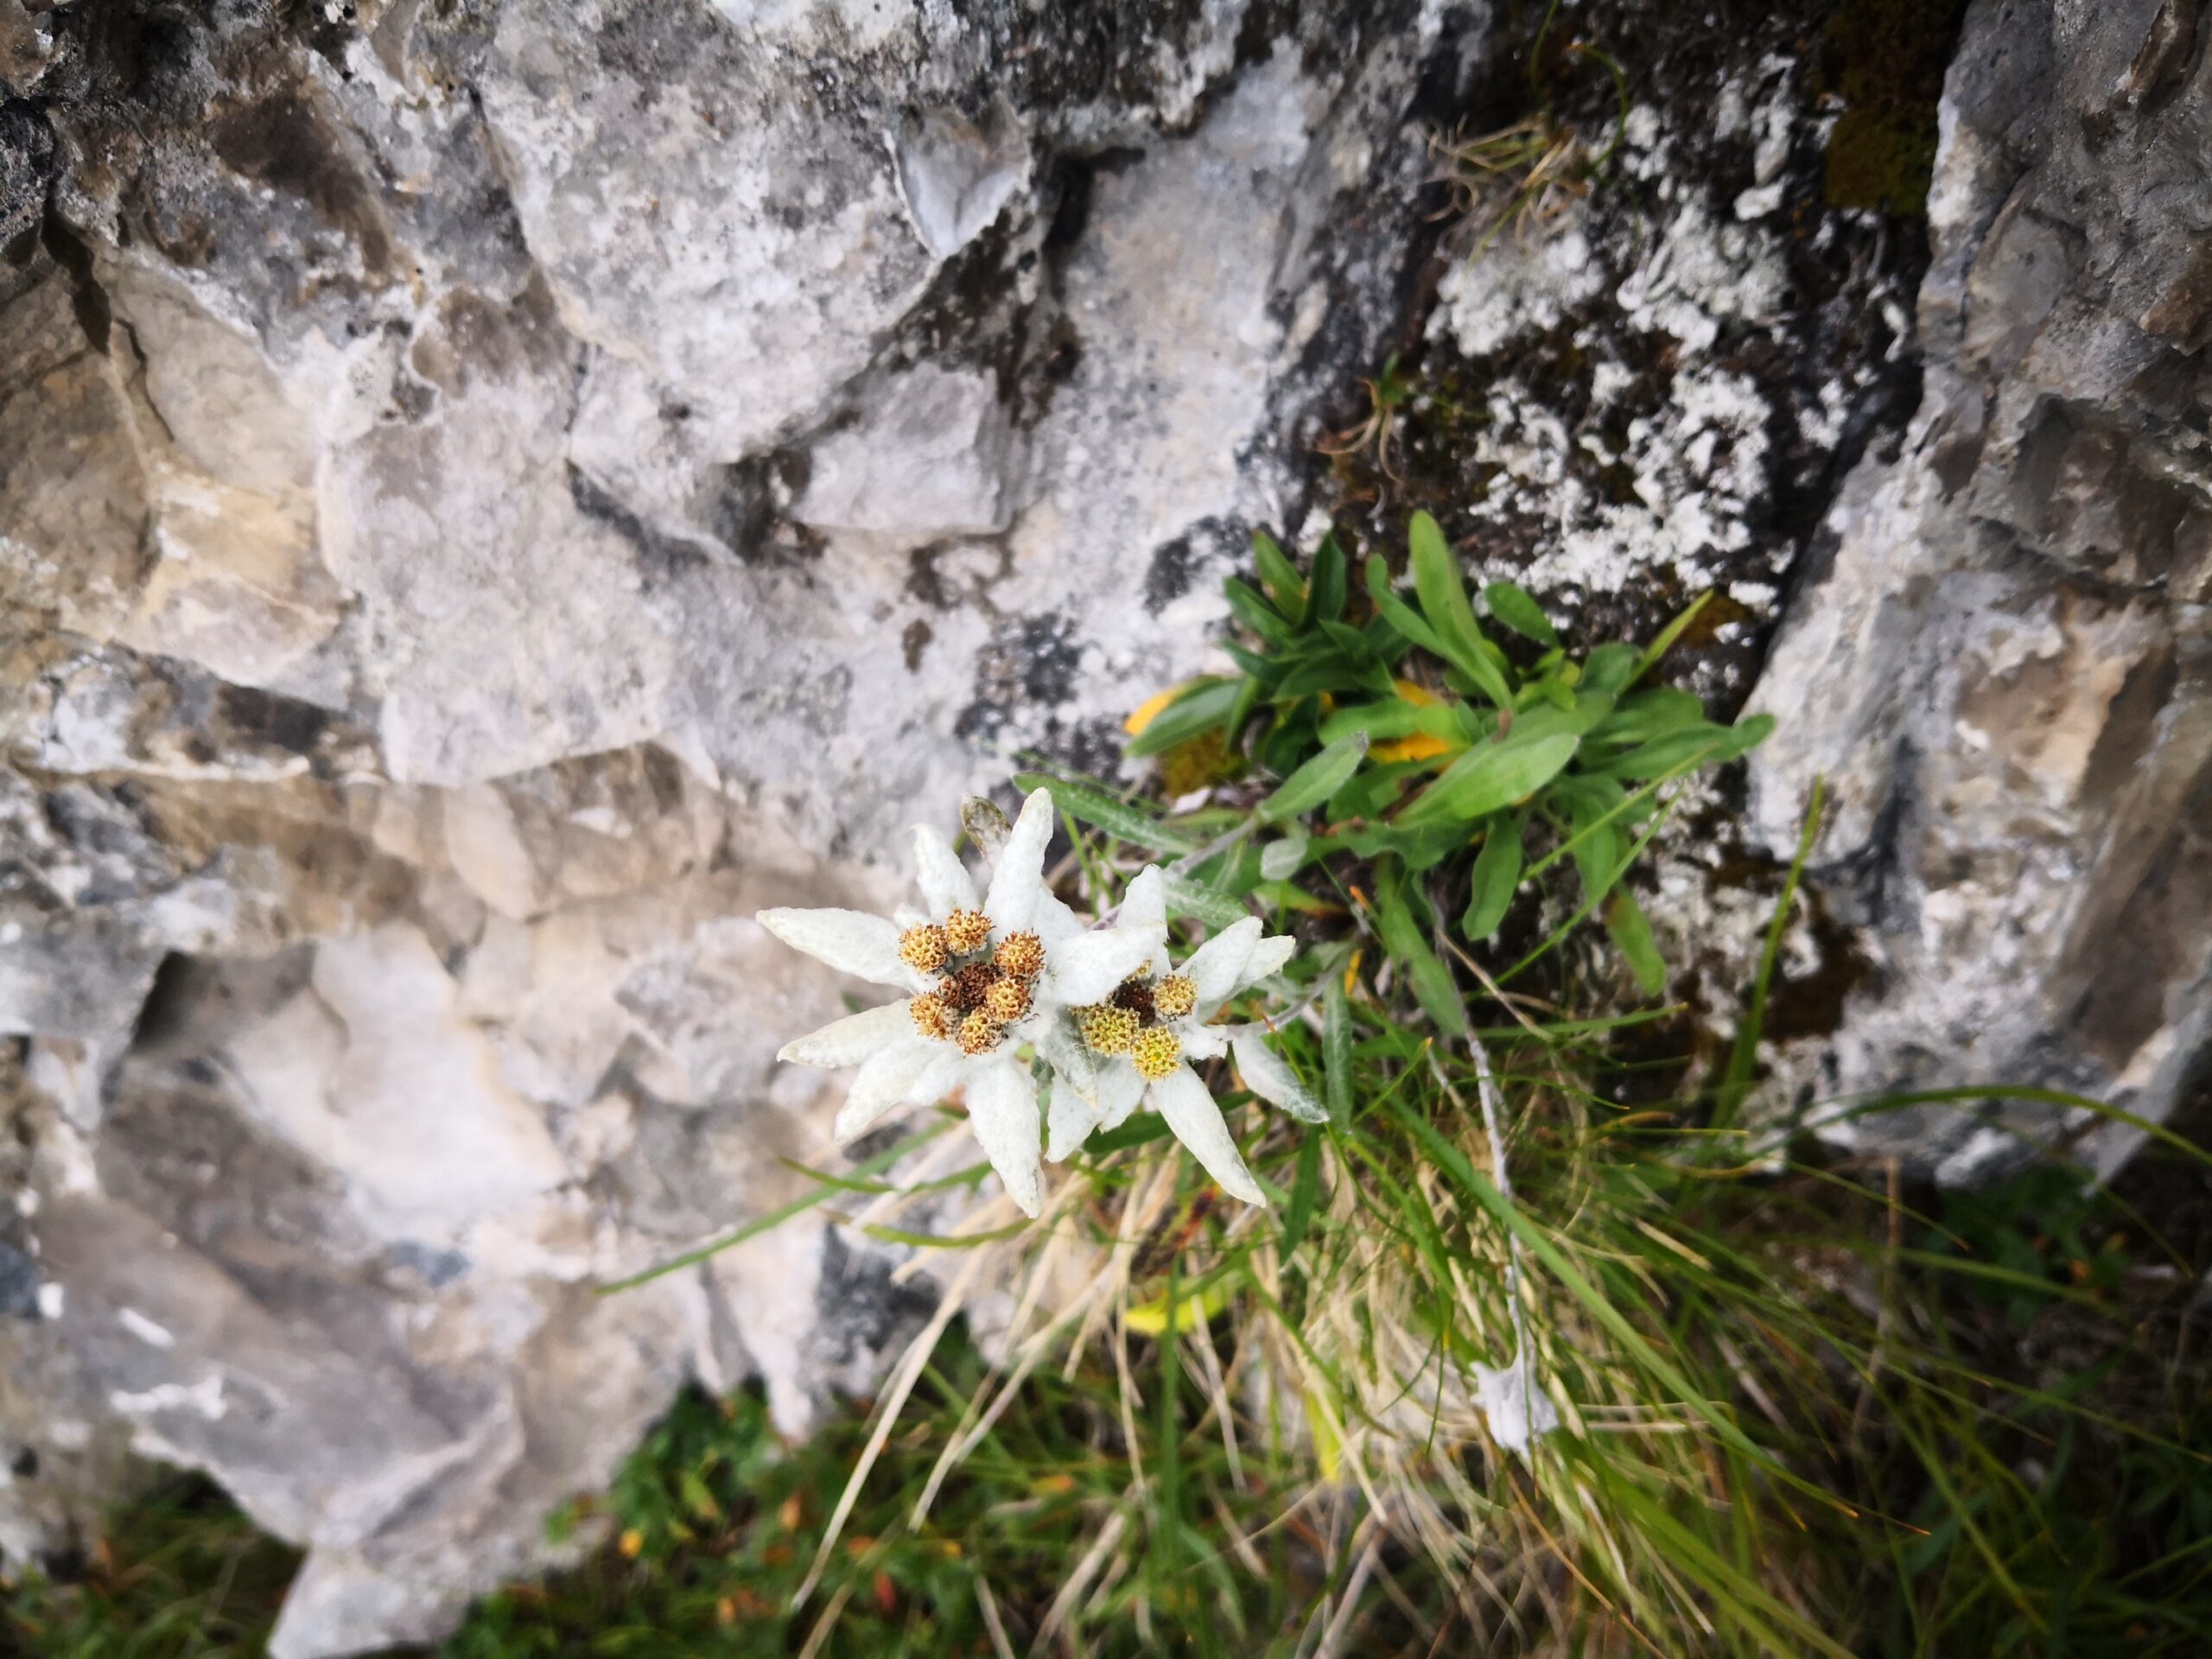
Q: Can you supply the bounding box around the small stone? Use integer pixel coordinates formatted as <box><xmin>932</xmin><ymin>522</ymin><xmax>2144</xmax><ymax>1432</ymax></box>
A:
<box><xmin>1131</xmin><ymin>1027</ymin><xmax>1182</xmax><ymax>1081</ymax></box>
<box><xmin>943</xmin><ymin>909</ymin><xmax>991</xmax><ymax>956</ymax></box>
<box><xmin>898</xmin><ymin>924</ymin><xmax>950</xmax><ymax>975</ymax></box>
<box><xmin>1153</xmin><ymin>973</ymin><xmax>1196</xmax><ymax>1020</ymax></box>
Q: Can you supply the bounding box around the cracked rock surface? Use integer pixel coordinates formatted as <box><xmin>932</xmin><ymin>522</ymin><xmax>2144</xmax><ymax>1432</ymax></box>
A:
<box><xmin>0</xmin><ymin>0</ymin><xmax>2205</xmax><ymax>1652</ymax></box>
<box><xmin>1747</xmin><ymin>0</ymin><xmax>2212</xmax><ymax>1181</ymax></box>
<box><xmin>0</xmin><ymin>2</ymin><xmax>1454</xmax><ymax>1652</ymax></box>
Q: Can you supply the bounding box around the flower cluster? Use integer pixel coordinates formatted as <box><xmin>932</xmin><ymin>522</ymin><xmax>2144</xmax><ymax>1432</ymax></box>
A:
<box><xmin>760</xmin><ymin>786</ymin><xmax>1314</xmax><ymax>1217</ymax></box>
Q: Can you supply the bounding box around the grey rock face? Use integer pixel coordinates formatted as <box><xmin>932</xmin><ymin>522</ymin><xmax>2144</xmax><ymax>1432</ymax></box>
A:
<box><xmin>1745</xmin><ymin>0</ymin><xmax>2211</xmax><ymax>1179</ymax></box>
<box><xmin>2</xmin><ymin>0</ymin><xmax>2203</xmax><ymax>1651</ymax></box>
<box><xmin>0</xmin><ymin>2</ymin><xmax>1448</xmax><ymax>1653</ymax></box>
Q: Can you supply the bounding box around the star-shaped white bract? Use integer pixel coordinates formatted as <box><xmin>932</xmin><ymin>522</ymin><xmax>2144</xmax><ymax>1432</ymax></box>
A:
<box><xmin>760</xmin><ymin>786</ymin><xmax>1160</xmax><ymax>1217</ymax></box>
<box><xmin>1043</xmin><ymin>866</ymin><xmax>1319</xmax><ymax>1206</ymax></box>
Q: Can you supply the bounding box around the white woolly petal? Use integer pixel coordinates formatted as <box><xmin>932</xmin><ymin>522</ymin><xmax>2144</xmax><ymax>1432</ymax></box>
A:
<box><xmin>1183</xmin><ymin>917</ymin><xmax>1262</xmax><ymax>1010</ymax></box>
<box><xmin>757</xmin><ymin>907</ymin><xmax>915</xmax><ymax>989</ymax></box>
<box><xmin>779</xmin><ymin>1001</ymin><xmax>914</xmax><ymax>1068</ymax></box>
<box><xmin>984</xmin><ymin>786</ymin><xmax>1056</xmax><ymax>933</ymax></box>
<box><xmin>904</xmin><ymin>1050</ymin><xmax>965</xmax><ymax>1108</ymax></box>
<box><xmin>911</xmin><ymin>823</ymin><xmax>978</xmax><ymax>918</ymax></box>
<box><xmin>1151</xmin><ymin>1063</ymin><xmax>1266</xmax><ymax>1206</ymax></box>
<box><xmin>1473</xmin><ymin>1351</ymin><xmax>1560</xmax><ymax>1459</ymax></box>
<box><xmin>1231</xmin><ymin>1033</ymin><xmax>1328</xmax><ymax>1123</ymax></box>
<box><xmin>1034</xmin><ymin>890</ymin><xmax>1086</xmax><ymax>946</ymax></box>
<box><xmin>1120</xmin><ymin>866</ymin><xmax>1166</xmax><ymax>932</ymax></box>
<box><xmin>1046</xmin><ymin>1084</ymin><xmax>1103</xmax><ymax>1162</ymax></box>
<box><xmin>965</xmin><ymin>1057</ymin><xmax>1044</xmax><ymax>1217</ymax></box>
<box><xmin>1181</xmin><ymin>1024</ymin><xmax>1230</xmax><ymax>1062</ymax></box>
<box><xmin>833</xmin><ymin>1037</ymin><xmax>941</xmax><ymax>1141</ymax></box>
<box><xmin>1037</xmin><ymin>1017</ymin><xmax>1099</xmax><ymax>1103</ymax></box>
<box><xmin>1232</xmin><ymin>934</ymin><xmax>1298</xmax><ymax>993</ymax></box>
<box><xmin>1046</xmin><ymin>926</ymin><xmax>1166</xmax><ymax>1007</ymax></box>
<box><xmin>1095</xmin><ymin>1061</ymin><xmax>1146</xmax><ymax>1132</ymax></box>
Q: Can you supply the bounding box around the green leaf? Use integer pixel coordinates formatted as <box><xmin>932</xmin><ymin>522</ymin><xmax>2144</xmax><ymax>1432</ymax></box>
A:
<box><xmin>1584</xmin><ymin>713</ymin><xmax>1774</xmax><ymax>781</ymax></box>
<box><xmin>1281</xmin><ymin>1129</ymin><xmax>1324</xmax><ymax>1255</ymax></box>
<box><xmin>1318</xmin><ymin>698</ymin><xmax>1465</xmax><ymax>747</ymax></box>
<box><xmin>1460</xmin><ymin>812</ymin><xmax>1524</xmax><ymax>940</ymax></box>
<box><xmin>1259</xmin><ymin>827</ymin><xmax>1311</xmax><ymax>880</ymax></box>
<box><xmin>860</xmin><ymin>1219</ymin><xmax>1034</xmax><ymax>1249</ymax></box>
<box><xmin>1586</xmin><ymin>685</ymin><xmax>1706</xmax><ymax>747</ymax></box>
<box><xmin>1015</xmin><ymin>772</ymin><xmax>1199</xmax><ymax>850</ymax></box>
<box><xmin>1363</xmin><ymin>555</ymin><xmax>1449</xmax><ymax>654</ymax></box>
<box><xmin>1551</xmin><ymin>774</ymin><xmax>1627</xmax><ymax>906</ymax></box>
<box><xmin>1533</xmin><ymin>676</ymin><xmax>1575</xmax><ymax>711</ymax></box>
<box><xmin>1633</xmin><ymin>589</ymin><xmax>1713</xmax><ymax>682</ymax></box>
<box><xmin>1162</xmin><ymin>874</ymin><xmax>1249</xmax><ymax>930</ymax></box>
<box><xmin>1315</xmin><ymin>619</ymin><xmax>1372</xmax><ymax>660</ymax></box>
<box><xmin>601</xmin><ymin>1120</ymin><xmax>957</xmax><ymax>1291</ymax></box>
<box><xmin>1224</xmin><ymin>674</ymin><xmax>1262</xmax><ymax>753</ymax></box>
<box><xmin>1327</xmin><ymin>761</ymin><xmax>1421</xmax><ymax>821</ymax></box>
<box><xmin>1124</xmin><ymin>678</ymin><xmax>1241</xmax><ymax>759</ymax></box>
<box><xmin>1604</xmin><ymin>887</ymin><xmax>1668</xmax><ymax>995</ymax></box>
<box><xmin>1506</xmin><ymin>688</ymin><xmax>1615</xmax><ymax>742</ymax></box>
<box><xmin>1580</xmin><ymin>641</ymin><xmax>1640</xmax><ymax>695</ymax></box>
<box><xmin>1223</xmin><ymin>576</ymin><xmax>1294</xmax><ymax>645</ymax></box>
<box><xmin>1322</xmin><ymin>974</ymin><xmax>1352</xmax><ymax>1129</ymax></box>
<box><xmin>1372</xmin><ymin>863</ymin><xmax>1465</xmax><ymax>1034</ymax></box>
<box><xmin>1252</xmin><ymin>531</ymin><xmax>1306</xmax><ymax>617</ymax></box>
<box><xmin>1259</xmin><ymin>732</ymin><xmax>1368</xmax><ymax>822</ymax></box>
<box><xmin>1408</xmin><ymin>512</ymin><xmax>1518</xmax><ymax>709</ymax></box>
<box><xmin>1272</xmin><ymin>656</ymin><xmax>1380</xmax><ymax>702</ymax></box>
<box><xmin>1308</xmin><ymin>531</ymin><xmax>1348</xmax><ymax>624</ymax></box>
<box><xmin>1483</xmin><ymin>581</ymin><xmax>1559</xmax><ymax>646</ymax></box>
<box><xmin>1221</xmin><ymin>639</ymin><xmax>1285</xmax><ymax>687</ymax></box>
<box><xmin>1398</xmin><ymin>732</ymin><xmax>1580</xmax><ymax>829</ymax></box>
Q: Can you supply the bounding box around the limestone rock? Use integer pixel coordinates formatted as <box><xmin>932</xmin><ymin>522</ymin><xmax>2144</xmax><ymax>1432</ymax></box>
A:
<box><xmin>0</xmin><ymin>3</ymin><xmax>1444</xmax><ymax>1654</ymax></box>
<box><xmin>1746</xmin><ymin>0</ymin><xmax>2212</xmax><ymax>1178</ymax></box>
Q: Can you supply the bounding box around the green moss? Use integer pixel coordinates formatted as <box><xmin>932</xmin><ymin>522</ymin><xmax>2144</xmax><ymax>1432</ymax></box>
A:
<box><xmin>1821</xmin><ymin>0</ymin><xmax>1971</xmax><ymax>217</ymax></box>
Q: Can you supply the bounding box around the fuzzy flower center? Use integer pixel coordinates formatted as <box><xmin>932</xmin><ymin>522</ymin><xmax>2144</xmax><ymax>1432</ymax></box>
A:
<box><xmin>1131</xmin><ymin>1026</ymin><xmax>1182</xmax><ymax>1081</ymax></box>
<box><xmin>908</xmin><ymin>922</ymin><xmax>1044</xmax><ymax>1052</ymax></box>
<box><xmin>1075</xmin><ymin>969</ymin><xmax>1199</xmax><ymax>1071</ymax></box>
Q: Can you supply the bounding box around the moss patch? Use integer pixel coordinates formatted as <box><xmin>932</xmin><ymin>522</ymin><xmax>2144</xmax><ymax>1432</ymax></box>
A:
<box><xmin>1821</xmin><ymin>0</ymin><xmax>1972</xmax><ymax>216</ymax></box>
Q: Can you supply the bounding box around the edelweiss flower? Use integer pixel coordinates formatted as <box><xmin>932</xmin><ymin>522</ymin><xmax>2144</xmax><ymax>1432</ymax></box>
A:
<box><xmin>1043</xmin><ymin>866</ymin><xmax>1321</xmax><ymax>1206</ymax></box>
<box><xmin>760</xmin><ymin>787</ymin><xmax>1160</xmax><ymax>1217</ymax></box>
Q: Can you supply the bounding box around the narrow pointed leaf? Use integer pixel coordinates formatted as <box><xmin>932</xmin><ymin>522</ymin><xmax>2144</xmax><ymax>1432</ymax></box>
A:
<box><xmin>1483</xmin><ymin>581</ymin><xmax>1559</xmax><ymax>646</ymax></box>
<box><xmin>1398</xmin><ymin>733</ymin><xmax>1580</xmax><ymax>829</ymax></box>
<box><xmin>1258</xmin><ymin>732</ymin><xmax>1368</xmax><ymax>822</ymax></box>
<box><xmin>1461</xmin><ymin>813</ymin><xmax>1525</xmax><ymax>941</ymax></box>
<box><xmin>1252</xmin><ymin>531</ymin><xmax>1306</xmax><ymax>618</ymax></box>
<box><xmin>1408</xmin><ymin>512</ymin><xmax>1516</xmax><ymax>708</ymax></box>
